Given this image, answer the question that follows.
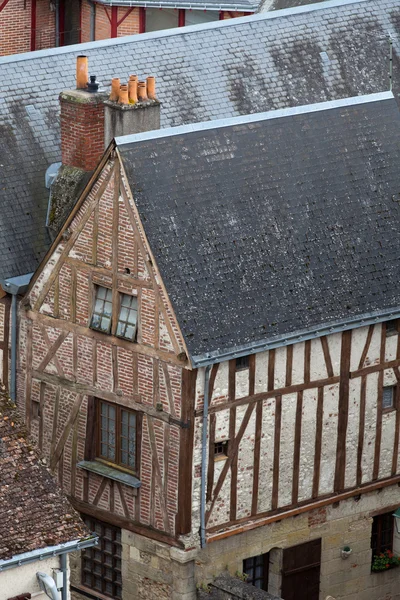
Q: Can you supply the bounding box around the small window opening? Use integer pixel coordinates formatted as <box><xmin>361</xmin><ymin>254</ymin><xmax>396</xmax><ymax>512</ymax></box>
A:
<box><xmin>236</xmin><ymin>355</ymin><xmax>250</xmax><ymax>371</ymax></box>
<box><xmin>383</xmin><ymin>386</ymin><xmax>396</xmax><ymax>411</ymax></box>
<box><xmin>214</xmin><ymin>440</ymin><xmax>228</xmax><ymax>460</ymax></box>
<box><xmin>386</xmin><ymin>320</ymin><xmax>398</xmax><ymax>337</ymax></box>
<box><xmin>32</xmin><ymin>400</ymin><xmax>40</xmax><ymax>419</ymax></box>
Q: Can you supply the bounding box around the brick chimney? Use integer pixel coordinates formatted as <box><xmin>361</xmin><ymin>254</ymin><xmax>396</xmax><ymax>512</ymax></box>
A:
<box><xmin>59</xmin><ymin>56</ymin><xmax>161</xmax><ymax>172</ymax></box>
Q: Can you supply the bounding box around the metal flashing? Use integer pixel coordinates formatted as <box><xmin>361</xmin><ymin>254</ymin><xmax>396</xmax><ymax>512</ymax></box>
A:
<box><xmin>191</xmin><ymin>307</ymin><xmax>400</xmax><ymax>368</ymax></box>
<box><xmin>94</xmin><ymin>0</ymin><xmax>257</xmax><ymax>10</ymax></box>
<box><xmin>0</xmin><ymin>538</ymin><xmax>98</xmax><ymax>572</ymax></box>
<box><xmin>116</xmin><ymin>91</ymin><xmax>393</xmax><ymax>146</ymax></box>
<box><xmin>0</xmin><ymin>0</ymin><xmax>371</xmax><ymax>66</ymax></box>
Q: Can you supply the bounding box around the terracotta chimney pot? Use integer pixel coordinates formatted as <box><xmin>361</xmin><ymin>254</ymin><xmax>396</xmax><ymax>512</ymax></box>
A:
<box><xmin>110</xmin><ymin>78</ymin><xmax>120</xmax><ymax>102</ymax></box>
<box><xmin>128</xmin><ymin>78</ymin><xmax>138</xmax><ymax>104</ymax></box>
<box><xmin>76</xmin><ymin>55</ymin><xmax>88</xmax><ymax>90</ymax></box>
<box><xmin>147</xmin><ymin>76</ymin><xmax>156</xmax><ymax>100</ymax></box>
<box><xmin>137</xmin><ymin>82</ymin><xmax>148</xmax><ymax>101</ymax></box>
<box><xmin>119</xmin><ymin>84</ymin><xmax>129</xmax><ymax>105</ymax></box>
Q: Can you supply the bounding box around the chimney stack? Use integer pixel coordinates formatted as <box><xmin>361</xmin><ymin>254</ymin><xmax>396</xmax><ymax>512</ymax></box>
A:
<box><xmin>59</xmin><ymin>57</ymin><xmax>161</xmax><ymax>172</ymax></box>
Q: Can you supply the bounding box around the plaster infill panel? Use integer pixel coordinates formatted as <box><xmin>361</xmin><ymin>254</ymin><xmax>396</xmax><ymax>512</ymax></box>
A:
<box><xmin>236</xmin><ymin>405</ymin><xmax>256</xmax><ymax>520</ymax></box>
<box><xmin>344</xmin><ymin>377</ymin><xmax>361</xmax><ymax>489</ymax></box>
<box><xmin>298</xmin><ymin>387</ymin><xmax>318</xmax><ymax>503</ymax></box>
<box><xmin>257</xmin><ymin>397</ymin><xmax>275</xmax><ymax>514</ymax></box>
<box><xmin>364</xmin><ymin>324</ymin><xmax>381</xmax><ymax>368</ymax></box>
<box><xmin>212</xmin><ymin>361</ymin><xmax>229</xmax><ymax>406</ymax></box>
<box><xmin>385</xmin><ymin>332</ymin><xmax>398</xmax><ymax>363</ymax></box>
<box><xmin>255</xmin><ymin>350</ymin><xmax>268</xmax><ymax>394</ymax></box>
<box><xmin>361</xmin><ymin>372</ymin><xmax>378</xmax><ymax>484</ymax></box>
<box><xmin>274</xmin><ymin>346</ymin><xmax>286</xmax><ymax>389</ymax></box>
<box><xmin>318</xmin><ymin>383</ymin><xmax>339</xmax><ymax>496</ymax></box>
<box><xmin>350</xmin><ymin>325</ymin><xmax>370</xmax><ymax>372</ymax></box>
<box><xmin>379</xmin><ymin>410</ymin><xmax>396</xmax><ymax>480</ymax></box>
<box><xmin>208</xmin><ymin>467</ymin><xmax>231</xmax><ymax>529</ymax></box>
<box><xmin>236</xmin><ymin>368</ymin><xmax>250</xmax><ymax>399</ymax></box>
<box><xmin>278</xmin><ymin>393</ymin><xmax>296</xmax><ymax>507</ymax></box>
<box><xmin>310</xmin><ymin>338</ymin><xmax>329</xmax><ymax>381</ymax></box>
<box><xmin>291</xmin><ymin>342</ymin><xmax>305</xmax><ymax>385</ymax></box>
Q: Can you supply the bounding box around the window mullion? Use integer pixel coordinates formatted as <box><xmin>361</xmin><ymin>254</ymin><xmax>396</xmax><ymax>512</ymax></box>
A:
<box><xmin>116</xmin><ymin>405</ymin><xmax>121</xmax><ymax>466</ymax></box>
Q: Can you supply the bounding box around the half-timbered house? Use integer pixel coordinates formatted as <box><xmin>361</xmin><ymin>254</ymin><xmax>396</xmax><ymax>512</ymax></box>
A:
<box><xmin>14</xmin><ymin>79</ymin><xmax>400</xmax><ymax>600</ymax></box>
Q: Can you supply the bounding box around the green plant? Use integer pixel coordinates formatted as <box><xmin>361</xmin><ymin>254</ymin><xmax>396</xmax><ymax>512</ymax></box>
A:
<box><xmin>371</xmin><ymin>549</ymin><xmax>400</xmax><ymax>572</ymax></box>
<box><xmin>235</xmin><ymin>570</ymin><xmax>249</xmax><ymax>582</ymax></box>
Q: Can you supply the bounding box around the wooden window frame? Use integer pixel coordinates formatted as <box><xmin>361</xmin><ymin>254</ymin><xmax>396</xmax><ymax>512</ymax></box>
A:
<box><xmin>95</xmin><ymin>399</ymin><xmax>141</xmax><ymax>476</ymax></box>
<box><xmin>214</xmin><ymin>439</ymin><xmax>229</xmax><ymax>461</ymax></box>
<box><xmin>382</xmin><ymin>385</ymin><xmax>397</xmax><ymax>414</ymax></box>
<box><xmin>81</xmin><ymin>515</ymin><xmax>122</xmax><ymax>598</ymax></box>
<box><xmin>89</xmin><ymin>285</ymin><xmax>138</xmax><ymax>342</ymax></box>
<box><xmin>115</xmin><ymin>293</ymin><xmax>138</xmax><ymax>342</ymax></box>
<box><xmin>90</xmin><ymin>285</ymin><xmax>113</xmax><ymax>334</ymax></box>
<box><xmin>371</xmin><ymin>512</ymin><xmax>394</xmax><ymax>566</ymax></box>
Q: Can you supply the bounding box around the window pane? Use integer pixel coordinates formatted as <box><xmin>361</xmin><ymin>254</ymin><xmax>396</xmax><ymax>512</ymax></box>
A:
<box><xmin>125</xmin><ymin>325</ymin><xmax>135</xmax><ymax>340</ymax></box>
<box><xmin>103</xmin><ymin>301</ymin><xmax>112</xmax><ymax>317</ymax></box>
<box><xmin>383</xmin><ymin>387</ymin><xmax>394</xmax><ymax>409</ymax></box>
<box><xmin>100</xmin><ymin>316</ymin><xmax>111</xmax><ymax>332</ymax></box>
<box><xmin>185</xmin><ymin>9</ymin><xmax>219</xmax><ymax>26</ymax></box>
<box><xmin>127</xmin><ymin>309</ymin><xmax>137</xmax><ymax>325</ymax></box>
<box><xmin>120</xmin><ymin>307</ymin><xmax>129</xmax><ymax>321</ymax></box>
<box><xmin>145</xmin><ymin>8</ymin><xmax>179</xmax><ymax>31</ymax></box>
<box><xmin>97</xmin><ymin>287</ymin><xmax>106</xmax><ymax>299</ymax></box>
<box><xmin>105</xmin><ymin>288</ymin><xmax>113</xmax><ymax>301</ymax></box>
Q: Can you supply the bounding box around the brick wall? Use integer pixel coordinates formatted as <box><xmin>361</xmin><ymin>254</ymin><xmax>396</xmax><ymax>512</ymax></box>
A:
<box><xmin>81</xmin><ymin>1</ymin><xmax>140</xmax><ymax>43</ymax></box>
<box><xmin>0</xmin><ymin>0</ymin><xmax>32</xmax><ymax>56</ymax></box>
<box><xmin>0</xmin><ymin>0</ymin><xmax>55</xmax><ymax>56</ymax></box>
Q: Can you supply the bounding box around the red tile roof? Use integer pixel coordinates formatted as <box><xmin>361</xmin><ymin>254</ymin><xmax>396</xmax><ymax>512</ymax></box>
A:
<box><xmin>0</xmin><ymin>392</ymin><xmax>89</xmax><ymax>561</ymax></box>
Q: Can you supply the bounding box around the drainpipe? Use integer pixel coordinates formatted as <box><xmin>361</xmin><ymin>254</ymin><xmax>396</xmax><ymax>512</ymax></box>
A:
<box><xmin>200</xmin><ymin>364</ymin><xmax>212</xmax><ymax>548</ymax></box>
<box><xmin>0</xmin><ymin>273</ymin><xmax>33</xmax><ymax>403</ymax></box>
<box><xmin>60</xmin><ymin>552</ymin><xmax>67</xmax><ymax>600</ymax></box>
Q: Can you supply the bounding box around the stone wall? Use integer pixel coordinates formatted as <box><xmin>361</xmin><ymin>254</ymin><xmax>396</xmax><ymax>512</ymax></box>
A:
<box><xmin>195</xmin><ymin>484</ymin><xmax>400</xmax><ymax>600</ymax></box>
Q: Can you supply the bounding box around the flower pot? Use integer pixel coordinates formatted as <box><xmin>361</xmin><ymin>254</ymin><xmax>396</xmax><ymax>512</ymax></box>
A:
<box><xmin>341</xmin><ymin>548</ymin><xmax>352</xmax><ymax>559</ymax></box>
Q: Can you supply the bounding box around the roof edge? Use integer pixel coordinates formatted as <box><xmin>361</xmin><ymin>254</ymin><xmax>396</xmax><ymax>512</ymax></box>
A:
<box><xmin>116</xmin><ymin>91</ymin><xmax>393</xmax><ymax>146</ymax></box>
<box><xmin>0</xmin><ymin>537</ymin><xmax>98</xmax><ymax>572</ymax></box>
<box><xmin>191</xmin><ymin>305</ymin><xmax>400</xmax><ymax>368</ymax></box>
<box><xmin>95</xmin><ymin>0</ymin><xmax>257</xmax><ymax>10</ymax></box>
<box><xmin>0</xmin><ymin>0</ymin><xmax>371</xmax><ymax>65</ymax></box>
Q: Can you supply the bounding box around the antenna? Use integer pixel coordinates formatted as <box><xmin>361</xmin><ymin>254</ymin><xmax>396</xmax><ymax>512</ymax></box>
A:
<box><xmin>388</xmin><ymin>34</ymin><xmax>393</xmax><ymax>92</ymax></box>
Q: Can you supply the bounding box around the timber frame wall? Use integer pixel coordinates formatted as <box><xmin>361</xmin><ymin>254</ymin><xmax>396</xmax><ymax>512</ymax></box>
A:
<box><xmin>194</xmin><ymin>322</ymin><xmax>400</xmax><ymax>542</ymax></box>
<box><xmin>17</xmin><ymin>152</ymin><xmax>195</xmax><ymax>548</ymax></box>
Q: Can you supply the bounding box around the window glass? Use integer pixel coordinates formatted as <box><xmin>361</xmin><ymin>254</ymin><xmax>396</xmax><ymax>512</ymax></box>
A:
<box><xmin>383</xmin><ymin>386</ymin><xmax>395</xmax><ymax>410</ymax></box>
<box><xmin>98</xmin><ymin>400</ymin><xmax>138</xmax><ymax>473</ymax></box>
<box><xmin>145</xmin><ymin>8</ymin><xmax>179</xmax><ymax>32</ymax></box>
<box><xmin>81</xmin><ymin>516</ymin><xmax>122</xmax><ymax>598</ymax></box>
<box><xmin>185</xmin><ymin>9</ymin><xmax>219</xmax><ymax>26</ymax></box>
<box><xmin>116</xmin><ymin>294</ymin><xmax>138</xmax><ymax>341</ymax></box>
<box><xmin>243</xmin><ymin>553</ymin><xmax>269</xmax><ymax>590</ymax></box>
<box><xmin>236</xmin><ymin>355</ymin><xmax>250</xmax><ymax>371</ymax></box>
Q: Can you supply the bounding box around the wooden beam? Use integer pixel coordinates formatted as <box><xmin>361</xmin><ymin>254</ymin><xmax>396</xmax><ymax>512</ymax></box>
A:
<box><xmin>69</xmin><ymin>497</ymin><xmax>184</xmax><ymax>547</ymax></box>
<box><xmin>334</xmin><ymin>330</ymin><xmax>351</xmax><ymax>492</ymax></box>
<box><xmin>291</xmin><ymin>390</ymin><xmax>303</xmax><ymax>504</ymax></box>
<box><xmin>26</xmin><ymin>310</ymin><xmax>185</xmax><ymax>367</ymax></box>
<box><xmin>251</xmin><ymin>399</ymin><xmax>262</xmax><ymax>515</ymax></box>
<box><xmin>312</xmin><ymin>387</ymin><xmax>324</xmax><ymax>498</ymax></box>
<box><xmin>50</xmin><ymin>394</ymin><xmax>84</xmax><ymax>470</ymax></box>
<box><xmin>176</xmin><ymin>368</ymin><xmax>196</xmax><ymax>535</ymax></box>
<box><xmin>373</xmin><ymin>326</ymin><xmax>386</xmax><ymax>480</ymax></box>
<box><xmin>206</xmin><ymin>474</ymin><xmax>400</xmax><ymax>543</ymax></box>
<box><xmin>285</xmin><ymin>345</ymin><xmax>293</xmax><ymax>387</ymax></box>
<box><xmin>271</xmin><ymin>395</ymin><xmax>282</xmax><ymax>510</ymax></box>
<box><xmin>207</xmin><ymin>413</ymin><xmax>216</xmax><ymax>503</ymax></box>
<box><xmin>268</xmin><ymin>349</ymin><xmax>275</xmax><ymax>391</ymax></box>
<box><xmin>356</xmin><ymin>376</ymin><xmax>366</xmax><ymax>486</ymax></box>
<box><xmin>321</xmin><ymin>336</ymin><xmax>334</xmax><ymax>378</ymax></box>
<box><xmin>358</xmin><ymin>324</ymin><xmax>374</xmax><ymax>370</ymax></box>
<box><xmin>200</xmin><ymin>375</ymin><xmax>340</xmax><ymax>417</ymax></box>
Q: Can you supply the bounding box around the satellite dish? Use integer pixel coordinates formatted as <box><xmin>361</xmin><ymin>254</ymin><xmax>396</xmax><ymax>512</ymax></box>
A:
<box><xmin>36</xmin><ymin>572</ymin><xmax>59</xmax><ymax>600</ymax></box>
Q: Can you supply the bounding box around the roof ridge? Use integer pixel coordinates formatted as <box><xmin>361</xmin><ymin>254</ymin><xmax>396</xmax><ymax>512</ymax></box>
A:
<box><xmin>0</xmin><ymin>0</ymin><xmax>372</xmax><ymax>66</ymax></box>
<box><xmin>116</xmin><ymin>91</ymin><xmax>393</xmax><ymax>146</ymax></box>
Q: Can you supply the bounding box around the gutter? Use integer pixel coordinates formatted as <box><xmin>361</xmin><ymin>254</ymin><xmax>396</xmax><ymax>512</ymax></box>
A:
<box><xmin>0</xmin><ymin>537</ymin><xmax>98</xmax><ymax>572</ymax></box>
<box><xmin>93</xmin><ymin>0</ymin><xmax>257</xmax><ymax>11</ymax></box>
<box><xmin>200</xmin><ymin>364</ymin><xmax>212</xmax><ymax>548</ymax></box>
<box><xmin>0</xmin><ymin>273</ymin><xmax>33</xmax><ymax>403</ymax></box>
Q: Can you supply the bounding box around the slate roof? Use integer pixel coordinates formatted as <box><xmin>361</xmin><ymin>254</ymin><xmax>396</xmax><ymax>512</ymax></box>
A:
<box><xmin>0</xmin><ymin>0</ymin><xmax>399</xmax><ymax>279</ymax></box>
<box><xmin>0</xmin><ymin>391</ymin><xmax>89</xmax><ymax>561</ymax></box>
<box><xmin>117</xmin><ymin>93</ymin><xmax>400</xmax><ymax>362</ymax></box>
